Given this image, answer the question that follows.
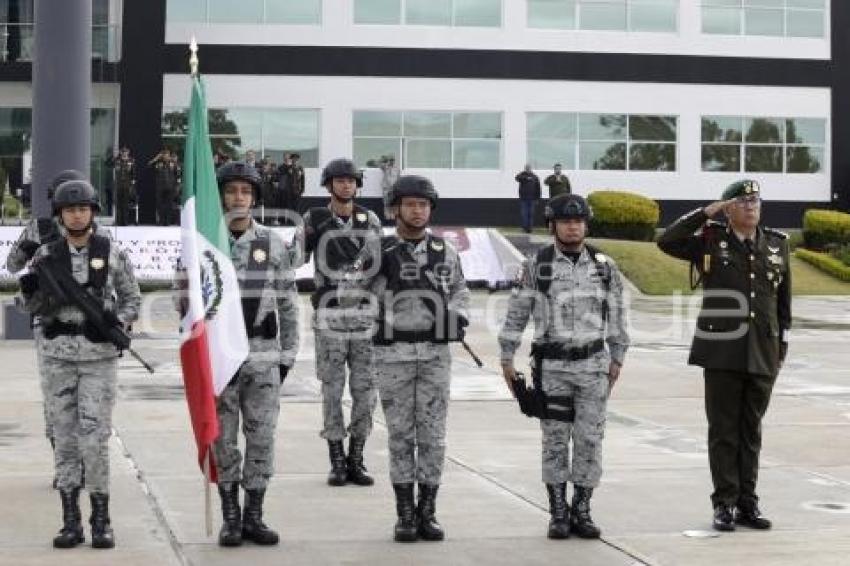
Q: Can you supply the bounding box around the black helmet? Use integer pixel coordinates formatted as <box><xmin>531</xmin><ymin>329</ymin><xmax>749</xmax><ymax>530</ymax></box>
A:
<box><xmin>217</xmin><ymin>160</ymin><xmax>262</xmax><ymax>193</ymax></box>
<box><xmin>321</xmin><ymin>158</ymin><xmax>362</xmax><ymax>188</ymax></box>
<box><xmin>545</xmin><ymin>194</ymin><xmax>592</xmax><ymax>222</ymax></box>
<box><xmin>52</xmin><ymin>180</ymin><xmax>100</xmax><ymax>215</ymax></box>
<box><xmin>390</xmin><ymin>175</ymin><xmax>438</xmax><ymax>208</ymax></box>
<box><xmin>47</xmin><ymin>169</ymin><xmax>87</xmax><ymax>200</ymax></box>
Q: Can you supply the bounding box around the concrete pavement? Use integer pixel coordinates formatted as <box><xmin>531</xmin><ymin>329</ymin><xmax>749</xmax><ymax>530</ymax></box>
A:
<box><xmin>1</xmin><ymin>291</ymin><xmax>849</xmax><ymax>565</ymax></box>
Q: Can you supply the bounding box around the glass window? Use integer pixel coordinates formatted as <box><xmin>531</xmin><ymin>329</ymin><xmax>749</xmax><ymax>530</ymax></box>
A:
<box><xmin>404</xmin><ymin>112</ymin><xmax>452</xmax><ymax>138</ymax></box>
<box><xmin>787</xmin><ymin>8</ymin><xmax>824</xmax><ymax>37</ymax></box>
<box><xmin>453</xmin><ymin>112</ymin><xmax>502</xmax><ymax>139</ymax></box>
<box><xmin>528</xmin><ymin>139</ymin><xmax>576</xmax><ymax>170</ymax></box>
<box><xmin>629</xmin><ymin>0</ymin><xmax>678</xmax><ymax>32</ymax></box>
<box><xmin>702</xmin><ymin>116</ymin><xmax>743</xmax><ymax>142</ymax></box>
<box><xmin>354</xmin><ymin>0</ymin><xmax>402</xmax><ymax>24</ymax></box>
<box><xmin>454</xmin><ymin>0</ymin><xmax>502</xmax><ymax>27</ymax></box>
<box><xmin>208</xmin><ymin>0</ymin><xmax>263</xmax><ymax>23</ymax></box>
<box><xmin>579</xmin><ymin>114</ymin><xmax>627</xmax><ymax>141</ymax></box>
<box><xmin>353</xmin><ymin>111</ymin><xmax>402</xmax><ymax>137</ymax></box>
<box><xmin>167</xmin><ymin>0</ymin><xmax>208</xmax><ymax>23</ymax></box>
<box><xmin>702</xmin><ymin>145</ymin><xmax>741</xmax><ymax>172</ymax></box>
<box><xmin>702</xmin><ymin>6</ymin><xmax>741</xmax><ymax>34</ymax></box>
<box><xmin>630</xmin><ymin>143</ymin><xmax>675</xmax><ymax>170</ymax></box>
<box><xmin>745</xmin><ymin>146</ymin><xmax>783</xmax><ymax>172</ymax></box>
<box><xmin>528</xmin><ymin>112</ymin><xmax>577</xmax><ymax>139</ymax></box>
<box><xmin>745</xmin><ymin>117</ymin><xmax>784</xmax><ymax>143</ymax></box>
<box><xmin>406</xmin><ymin>0</ymin><xmax>452</xmax><ymax>25</ymax></box>
<box><xmin>454</xmin><ymin>140</ymin><xmax>500</xmax><ymax>169</ymax></box>
<box><xmin>703</xmin><ymin>0</ymin><xmax>826</xmax><ymax>37</ymax></box>
<box><xmin>527</xmin><ymin>112</ymin><xmax>577</xmax><ymax>170</ymax></box>
<box><xmin>786</xmin><ymin>118</ymin><xmax>825</xmax><ymax>144</ymax></box>
<box><xmin>629</xmin><ymin>115</ymin><xmax>676</xmax><ymax>142</ymax></box>
<box><xmin>406</xmin><ymin>139</ymin><xmax>452</xmax><ymax>168</ymax></box>
<box><xmin>266</xmin><ymin>0</ymin><xmax>321</xmax><ymax>24</ymax></box>
<box><xmin>787</xmin><ymin>146</ymin><xmax>823</xmax><ymax>173</ymax></box>
<box><xmin>579</xmin><ymin>0</ymin><xmax>627</xmax><ymax>31</ymax></box>
<box><xmin>263</xmin><ymin>109</ymin><xmax>320</xmax><ymax>167</ymax></box>
<box><xmin>354</xmin><ymin>138</ymin><xmax>401</xmax><ymax>168</ymax></box>
<box><xmin>527</xmin><ymin>0</ymin><xmax>577</xmax><ymax>29</ymax></box>
<box><xmin>580</xmin><ymin>142</ymin><xmax>626</xmax><ymax>170</ymax></box>
<box><xmin>744</xmin><ymin>7</ymin><xmax>784</xmax><ymax>35</ymax></box>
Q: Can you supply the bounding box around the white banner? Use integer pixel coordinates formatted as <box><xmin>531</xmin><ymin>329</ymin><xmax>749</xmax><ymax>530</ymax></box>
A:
<box><xmin>0</xmin><ymin>225</ymin><xmax>513</xmax><ymax>285</ymax></box>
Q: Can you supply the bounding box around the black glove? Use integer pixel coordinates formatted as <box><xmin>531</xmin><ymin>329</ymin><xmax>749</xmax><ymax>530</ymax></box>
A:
<box><xmin>446</xmin><ymin>310</ymin><xmax>469</xmax><ymax>342</ymax></box>
<box><xmin>19</xmin><ymin>239</ymin><xmax>40</xmax><ymax>260</ymax></box>
<box><xmin>19</xmin><ymin>272</ymin><xmax>39</xmax><ymax>296</ymax></box>
<box><xmin>279</xmin><ymin>364</ymin><xmax>290</xmax><ymax>384</ymax></box>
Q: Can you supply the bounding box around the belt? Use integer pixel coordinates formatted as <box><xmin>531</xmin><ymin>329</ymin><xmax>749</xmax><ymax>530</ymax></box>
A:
<box><xmin>534</xmin><ymin>339</ymin><xmax>605</xmax><ymax>362</ymax></box>
<box><xmin>374</xmin><ymin>327</ymin><xmax>446</xmax><ymax>345</ymax></box>
<box><xmin>43</xmin><ymin>321</ymin><xmax>85</xmax><ymax>337</ymax></box>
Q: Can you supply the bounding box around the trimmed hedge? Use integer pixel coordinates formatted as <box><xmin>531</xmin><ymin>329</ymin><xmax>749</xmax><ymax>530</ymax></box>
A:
<box><xmin>802</xmin><ymin>209</ymin><xmax>850</xmax><ymax>250</ymax></box>
<box><xmin>587</xmin><ymin>190</ymin><xmax>659</xmax><ymax>242</ymax></box>
<box><xmin>795</xmin><ymin>248</ymin><xmax>850</xmax><ymax>282</ymax></box>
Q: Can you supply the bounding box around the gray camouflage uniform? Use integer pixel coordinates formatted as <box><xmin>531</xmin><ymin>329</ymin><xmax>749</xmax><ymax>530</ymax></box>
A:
<box><xmin>298</xmin><ymin>207</ymin><xmax>382</xmax><ymax>442</ymax></box>
<box><xmin>498</xmin><ymin>245</ymin><xmax>629</xmax><ymax>487</ymax></box>
<box><xmin>356</xmin><ymin>235</ymin><xmax>470</xmax><ymax>484</ymax></box>
<box><xmin>8</xmin><ymin>219</ymin><xmax>113</xmax><ymax>441</ymax></box>
<box><xmin>20</xmin><ymin>237</ymin><xmax>140</xmax><ymax>494</ymax></box>
<box><xmin>211</xmin><ymin>221</ymin><xmax>299</xmax><ymax>489</ymax></box>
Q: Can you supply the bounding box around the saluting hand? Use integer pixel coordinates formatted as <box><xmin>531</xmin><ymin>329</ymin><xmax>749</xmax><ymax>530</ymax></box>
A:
<box><xmin>703</xmin><ymin>199</ymin><xmax>738</xmax><ymax>218</ymax></box>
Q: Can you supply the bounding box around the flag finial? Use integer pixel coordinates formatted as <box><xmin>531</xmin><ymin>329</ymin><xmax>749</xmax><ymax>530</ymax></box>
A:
<box><xmin>189</xmin><ymin>36</ymin><xmax>199</xmax><ymax>77</ymax></box>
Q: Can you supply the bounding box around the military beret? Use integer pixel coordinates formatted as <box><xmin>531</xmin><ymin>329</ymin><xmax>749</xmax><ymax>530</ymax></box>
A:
<box><xmin>722</xmin><ymin>179</ymin><xmax>761</xmax><ymax>201</ymax></box>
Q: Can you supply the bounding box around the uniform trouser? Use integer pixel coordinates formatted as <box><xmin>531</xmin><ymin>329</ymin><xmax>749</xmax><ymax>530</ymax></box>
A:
<box><xmin>115</xmin><ymin>183</ymin><xmax>130</xmax><ymax>226</ymax></box>
<box><xmin>540</xmin><ymin>369</ymin><xmax>609</xmax><ymax>487</ymax></box>
<box><xmin>315</xmin><ymin>328</ymin><xmax>376</xmax><ymax>441</ymax></box>
<box><xmin>156</xmin><ymin>189</ymin><xmax>175</xmax><ymax>226</ymax></box>
<box><xmin>704</xmin><ymin>369</ymin><xmax>776</xmax><ymax>508</ymax></box>
<box><xmin>520</xmin><ymin>199</ymin><xmax>536</xmax><ymax>231</ymax></box>
<box><xmin>44</xmin><ymin>356</ymin><xmax>118</xmax><ymax>493</ymax></box>
<box><xmin>34</xmin><ymin>331</ymin><xmax>54</xmax><ymax>440</ymax></box>
<box><xmin>376</xmin><ymin>347</ymin><xmax>451</xmax><ymax>485</ymax></box>
<box><xmin>212</xmin><ymin>361</ymin><xmax>281</xmax><ymax>490</ymax></box>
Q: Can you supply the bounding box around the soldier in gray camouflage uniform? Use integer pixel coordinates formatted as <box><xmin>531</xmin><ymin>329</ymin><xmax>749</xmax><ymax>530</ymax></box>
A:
<box><xmin>296</xmin><ymin>158</ymin><xmax>382</xmax><ymax>487</ymax></box>
<box><xmin>344</xmin><ymin>176</ymin><xmax>470</xmax><ymax>543</ymax></box>
<box><xmin>196</xmin><ymin>161</ymin><xmax>299</xmax><ymax>547</ymax></box>
<box><xmin>498</xmin><ymin>194</ymin><xmax>629</xmax><ymax>540</ymax></box>
<box><xmin>18</xmin><ymin>180</ymin><xmax>140</xmax><ymax>550</ymax></box>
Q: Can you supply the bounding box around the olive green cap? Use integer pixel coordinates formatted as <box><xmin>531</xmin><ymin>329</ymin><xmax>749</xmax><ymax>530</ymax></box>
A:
<box><xmin>722</xmin><ymin>179</ymin><xmax>761</xmax><ymax>201</ymax></box>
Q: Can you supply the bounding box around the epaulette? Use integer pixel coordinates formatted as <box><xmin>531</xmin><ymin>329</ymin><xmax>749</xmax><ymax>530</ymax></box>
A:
<box><xmin>701</xmin><ymin>220</ymin><xmax>726</xmax><ymax>240</ymax></box>
<box><xmin>763</xmin><ymin>227</ymin><xmax>788</xmax><ymax>239</ymax></box>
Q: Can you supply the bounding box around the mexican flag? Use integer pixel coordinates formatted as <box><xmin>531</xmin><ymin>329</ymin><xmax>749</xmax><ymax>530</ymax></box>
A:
<box><xmin>179</xmin><ymin>75</ymin><xmax>250</xmax><ymax>482</ymax></box>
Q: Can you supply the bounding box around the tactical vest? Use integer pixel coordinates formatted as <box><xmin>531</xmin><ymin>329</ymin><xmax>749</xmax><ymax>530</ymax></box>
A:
<box><xmin>240</xmin><ymin>234</ymin><xmax>278</xmax><ymax>339</ymax></box>
<box><xmin>309</xmin><ymin>205</ymin><xmax>372</xmax><ymax>309</ymax></box>
<box><xmin>534</xmin><ymin>243</ymin><xmax>611</xmax><ymax>296</ymax></box>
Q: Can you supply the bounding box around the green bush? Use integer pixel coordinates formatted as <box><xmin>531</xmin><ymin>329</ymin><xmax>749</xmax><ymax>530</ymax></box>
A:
<box><xmin>587</xmin><ymin>190</ymin><xmax>659</xmax><ymax>241</ymax></box>
<box><xmin>802</xmin><ymin>209</ymin><xmax>850</xmax><ymax>250</ymax></box>
<box><xmin>832</xmin><ymin>244</ymin><xmax>850</xmax><ymax>268</ymax></box>
<box><xmin>795</xmin><ymin>248</ymin><xmax>850</xmax><ymax>282</ymax></box>
<box><xmin>2</xmin><ymin>194</ymin><xmax>20</xmax><ymax>218</ymax></box>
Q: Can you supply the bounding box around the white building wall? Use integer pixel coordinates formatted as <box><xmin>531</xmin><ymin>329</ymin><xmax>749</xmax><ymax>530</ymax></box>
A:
<box><xmin>162</xmin><ymin>74</ymin><xmax>830</xmax><ymax>202</ymax></box>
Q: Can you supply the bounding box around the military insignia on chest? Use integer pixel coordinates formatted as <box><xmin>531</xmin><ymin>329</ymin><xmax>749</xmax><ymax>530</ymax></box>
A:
<box><xmin>431</xmin><ymin>240</ymin><xmax>444</xmax><ymax>252</ymax></box>
<box><xmin>253</xmin><ymin>248</ymin><xmax>268</xmax><ymax>263</ymax></box>
<box><xmin>767</xmin><ymin>254</ymin><xmax>782</xmax><ymax>266</ymax></box>
<box><xmin>90</xmin><ymin>258</ymin><xmax>105</xmax><ymax>270</ymax></box>
<box><xmin>719</xmin><ymin>241</ymin><xmax>728</xmax><ymax>250</ymax></box>
<box><xmin>356</xmin><ymin>212</ymin><xmax>367</xmax><ymax>223</ymax></box>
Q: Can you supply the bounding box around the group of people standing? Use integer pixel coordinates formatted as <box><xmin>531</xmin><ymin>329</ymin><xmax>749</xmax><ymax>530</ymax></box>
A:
<box><xmin>515</xmin><ymin>163</ymin><xmax>573</xmax><ymax>233</ymax></box>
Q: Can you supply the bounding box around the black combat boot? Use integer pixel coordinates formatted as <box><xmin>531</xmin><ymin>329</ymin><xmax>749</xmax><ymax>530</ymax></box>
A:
<box><xmin>546</xmin><ymin>483</ymin><xmax>570</xmax><ymax>539</ymax></box>
<box><xmin>327</xmin><ymin>440</ymin><xmax>348</xmax><ymax>486</ymax></box>
<box><xmin>242</xmin><ymin>488</ymin><xmax>280</xmax><ymax>545</ymax></box>
<box><xmin>53</xmin><ymin>488</ymin><xmax>84</xmax><ymax>548</ymax></box>
<box><xmin>346</xmin><ymin>436</ymin><xmax>374</xmax><ymax>486</ymax></box>
<box><xmin>89</xmin><ymin>493</ymin><xmax>115</xmax><ymax>549</ymax></box>
<box><xmin>570</xmin><ymin>486</ymin><xmax>601</xmax><ymax>539</ymax></box>
<box><xmin>735</xmin><ymin>501</ymin><xmax>771</xmax><ymax>530</ymax></box>
<box><xmin>392</xmin><ymin>483</ymin><xmax>418</xmax><ymax>542</ymax></box>
<box><xmin>713</xmin><ymin>503</ymin><xmax>735</xmax><ymax>531</ymax></box>
<box><xmin>218</xmin><ymin>483</ymin><xmax>243</xmax><ymax>547</ymax></box>
<box><xmin>416</xmin><ymin>483</ymin><xmax>445</xmax><ymax>541</ymax></box>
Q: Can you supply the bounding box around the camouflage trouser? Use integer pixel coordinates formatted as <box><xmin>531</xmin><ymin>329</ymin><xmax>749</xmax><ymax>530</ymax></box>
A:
<box><xmin>44</xmin><ymin>356</ymin><xmax>117</xmax><ymax>493</ymax></box>
<box><xmin>540</xmin><ymin>369</ymin><xmax>609</xmax><ymax>487</ymax></box>
<box><xmin>212</xmin><ymin>360</ymin><xmax>281</xmax><ymax>489</ymax></box>
<box><xmin>376</xmin><ymin>348</ymin><xmax>451</xmax><ymax>484</ymax></box>
<box><xmin>315</xmin><ymin>328</ymin><xmax>376</xmax><ymax>441</ymax></box>
<box><xmin>34</xmin><ymin>329</ymin><xmax>54</xmax><ymax>440</ymax></box>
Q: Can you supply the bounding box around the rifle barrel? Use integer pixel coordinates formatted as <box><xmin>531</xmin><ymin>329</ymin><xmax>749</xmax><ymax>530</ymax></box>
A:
<box><xmin>128</xmin><ymin>347</ymin><xmax>156</xmax><ymax>374</ymax></box>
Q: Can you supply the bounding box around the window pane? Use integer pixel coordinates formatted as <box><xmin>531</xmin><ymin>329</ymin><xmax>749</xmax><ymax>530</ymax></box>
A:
<box><xmin>454</xmin><ymin>140</ymin><xmax>500</xmax><ymax>169</ymax></box>
<box><xmin>209</xmin><ymin>0</ymin><xmax>263</xmax><ymax>23</ymax></box>
<box><xmin>354</xmin><ymin>0</ymin><xmax>401</xmax><ymax>24</ymax></box>
<box><xmin>161</xmin><ymin>108</ymin><xmax>189</xmax><ymax>136</ymax></box>
<box><xmin>630</xmin><ymin>143</ymin><xmax>675</xmax><ymax>171</ymax></box>
<box><xmin>0</xmin><ymin>108</ymin><xmax>33</xmax><ymax>134</ymax></box>
<box><xmin>580</xmin><ymin>1</ymin><xmax>627</xmax><ymax>31</ymax></box>
<box><xmin>406</xmin><ymin>0</ymin><xmax>451</xmax><ymax>25</ymax></box>
<box><xmin>263</xmin><ymin>110</ymin><xmax>319</xmax><ymax>167</ymax></box>
<box><xmin>745</xmin><ymin>145</ymin><xmax>782</xmax><ymax>172</ymax></box>
<box><xmin>786</xmin><ymin>118</ymin><xmax>825</xmax><ymax>144</ymax></box>
<box><xmin>211</xmin><ymin>137</ymin><xmax>242</xmax><ymax>160</ymax></box>
<box><xmin>266</xmin><ymin>0</ymin><xmax>321</xmax><ymax>24</ymax></box>
<box><xmin>579</xmin><ymin>114</ymin><xmax>626</xmax><ymax>141</ymax></box>
<box><xmin>167</xmin><ymin>0</ymin><xmax>207</xmax><ymax>23</ymax></box>
<box><xmin>702</xmin><ymin>7</ymin><xmax>741</xmax><ymax>34</ymax></box>
<box><xmin>405</xmin><ymin>139</ymin><xmax>451</xmax><ymax>168</ymax></box>
<box><xmin>744</xmin><ymin>8</ymin><xmax>783</xmax><ymax>35</ymax></box>
<box><xmin>354</xmin><ymin>111</ymin><xmax>402</xmax><ymax>137</ymax></box>
<box><xmin>630</xmin><ymin>0</ymin><xmax>678</xmax><ymax>32</ymax></box>
<box><xmin>702</xmin><ymin>116</ymin><xmax>743</xmax><ymax>142</ymax></box>
<box><xmin>527</xmin><ymin>0</ymin><xmax>576</xmax><ymax>29</ymax></box>
<box><xmin>528</xmin><ymin>139</ymin><xmax>575</xmax><ymax>170</ymax></box>
<box><xmin>787</xmin><ymin>9</ymin><xmax>824</xmax><ymax>38</ymax></box>
<box><xmin>454</xmin><ymin>0</ymin><xmax>502</xmax><ymax>27</ymax></box>
<box><xmin>702</xmin><ymin>144</ymin><xmax>741</xmax><ymax>172</ymax></box>
<box><xmin>354</xmin><ymin>138</ymin><xmax>401</xmax><ymax>168</ymax></box>
<box><xmin>404</xmin><ymin>112</ymin><xmax>451</xmax><ymax>138</ymax></box>
<box><xmin>527</xmin><ymin>112</ymin><xmax>576</xmax><ymax>139</ymax></box>
<box><xmin>703</xmin><ymin>0</ymin><xmax>742</xmax><ymax>6</ymax></box>
<box><xmin>786</xmin><ymin>146</ymin><xmax>823</xmax><ymax>173</ymax></box>
<box><xmin>453</xmin><ymin>113</ymin><xmax>502</xmax><ymax>139</ymax></box>
<box><xmin>629</xmin><ymin>115</ymin><xmax>676</xmax><ymax>142</ymax></box>
<box><xmin>745</xmin><ymin>118</ymin><xmax>784</xmax><ymax>143</ymax></box>
<box><xmin>579</xmin><ymin>142</ymin><xmax>626</xmax><ymax>170</ymax></box>
<box><xmin>787</xmin><ymin>0</ymin><xmax>824</xmax><ymax>8</ymax></box>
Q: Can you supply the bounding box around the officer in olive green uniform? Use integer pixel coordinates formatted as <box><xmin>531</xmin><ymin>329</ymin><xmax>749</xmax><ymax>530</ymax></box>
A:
<box><xmin>657</xmin><ymin>180</ymin><xmax>791</xmax><ymax>532</ymax></box>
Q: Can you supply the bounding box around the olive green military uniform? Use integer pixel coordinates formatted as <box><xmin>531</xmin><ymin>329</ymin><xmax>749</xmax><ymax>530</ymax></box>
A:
<box><xmin>657</xmin><ymin>193</ymin><xmax>791</xmax><ymax>510</ymax></box>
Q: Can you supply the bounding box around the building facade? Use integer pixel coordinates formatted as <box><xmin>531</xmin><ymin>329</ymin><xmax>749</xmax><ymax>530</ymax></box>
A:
<box><xmin>1</xmin><ymin>1</ymin><xmax>846</xmax><ymax>226</ymax></box>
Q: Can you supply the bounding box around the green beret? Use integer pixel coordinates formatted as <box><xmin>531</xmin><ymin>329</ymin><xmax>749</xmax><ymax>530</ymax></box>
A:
<box><xmin>722</xmin><ymin>179</ymin><xmax>761</xmax><ymax>201</ymax></box>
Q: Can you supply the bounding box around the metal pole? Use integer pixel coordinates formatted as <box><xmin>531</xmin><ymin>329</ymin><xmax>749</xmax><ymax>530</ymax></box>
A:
<box><xmin>32</xmin><ymin>0</ymin><xmax>92</xmax><ymax>219</ymax></box>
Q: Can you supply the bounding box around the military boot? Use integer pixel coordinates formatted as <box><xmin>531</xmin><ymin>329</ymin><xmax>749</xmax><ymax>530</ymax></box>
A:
<box><xmin>570</xmin><ymin>486</ymin><xmax>601</xmax><ymax>539</ymax></box>
<box><xmin>89</xmin><ymin>493</ymin><xmax>115</xmax><ymax>549</ymax></box>
<box><xmin>242</xmin><ymin>488</ymin><xmax>280</xmax><ymax>545</ymax></box>
<box><xmin>53</xmin><ymin>488</ymin><xmax>84</xmax><ymax>548</ymax></box>
<box><xmin>546</xmin><ymin>483</ymin><xmax>570</xmax><ymax>539</ymax></box>
<box><xmin>416</xmin><ymin>483</ymin><xmax>445</xmax><ymax>541</ymax></box>
<box><xmin>346</xmin><ymin>436</ymin><xmax>374</xmax><ymax>486</ymax></box>
<box><xmin>735</xmin><ymin>501</ymin><xmax>771</xmax><ymax>530</ymax></box>
<box><xmin>217</xmin><ymin>483</ymin><xmax>243</xmax><ymax>547</ymax></box>
<box><xmin>392</xmin><ymin>483</ymin><xmax>417</xmax><ymax>542</ymax></box>
<box><xmin>327</xmin><ymin>440</ymin><xmax>348</xmax><ymax>486</ymax></box>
